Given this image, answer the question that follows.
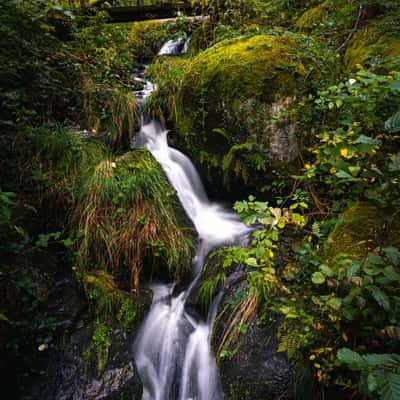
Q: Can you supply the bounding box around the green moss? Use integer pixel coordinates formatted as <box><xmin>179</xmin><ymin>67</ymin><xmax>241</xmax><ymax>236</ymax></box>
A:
<box><xmin>117</xmin><ymin>298</ymin><xmax>137</xmax><ymax>331</ymax></box>
<box><xmin>326</xmin><ymin>202</ymin><xmax>400</xmax><ymax>264</ymax></box>
<box><xmin>92</xmin><ymin>321</ymin><xmax>112</xmax><ymax>375</ymax></box>
<box><xmin>173</xmin><ymin>33</ymin><xmax>337</xmax><ymax>193</ymax></box>
<box><xmin>344</xmin><ymin>15</ymin><xmax>400</xmax><ymax>72</ymax></box>
<box><xmin>128</xmin><ymin>20</ymin><xmax>171</xmax><ymax>61</ymax></box>
<box><xmin>145</xmin><ymin>56</ymin><xmax>191</xmax><ymax>123</ymax></box>
<box><xmin>295</xmin><ymin>0</ymin><xmax>358</xmax><ymax>47</ymax></box>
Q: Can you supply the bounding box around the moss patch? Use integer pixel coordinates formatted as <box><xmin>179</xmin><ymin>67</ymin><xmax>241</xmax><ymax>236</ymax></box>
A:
<box><xmin>326</xmin><ymin>202</ymin><xmax>400</xmax><ymax>264</ymax></box>
<box><xmin>296</xmin><ymin>0</ymin><xmax>359</xmax><ymax>48</ymax></box>
<box><xmin>173</xmin><ymin>33</ymin><xmax>337</xmax><ymax>193</ymax></box>
<box><xmin>344</xmin><ymin>15</ymin><xmax>400</xmax><ymax>72</ymax></box>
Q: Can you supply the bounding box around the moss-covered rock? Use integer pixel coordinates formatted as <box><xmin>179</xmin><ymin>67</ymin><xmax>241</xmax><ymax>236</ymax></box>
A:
<box><xmin>344</xmin><ymin>15</ymin><xmax>400</xmax><ymax>73</ymax></box>
<box><xmin>295</xmin><ymin>0</ymin><xmax>359</xmax><ymax>48</ymax></box>
<box><xmin>173</xmin><ymin>33</ymin><xmax>337</xmax><ymax>194</ymax></box>
<box><xmin>76</xmin><ymin>148</ymin><xmax>195</xmax><ymax>288</ymax></box>
<box><xmin>326</xmin><ymin>202</ymin><xmax>400</xmax><ymax>263</ymax></box>
<box><xmin>128</xmin><ymin>20</ymin><xmax>171</xmax><ymax>62</ymax></box>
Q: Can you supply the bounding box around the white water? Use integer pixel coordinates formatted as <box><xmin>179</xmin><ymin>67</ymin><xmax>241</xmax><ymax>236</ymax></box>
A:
<box><xmin>158</xmin><ymin>36</ymin><xmax>191</xmax><ymax>56</ymax></box>
<box><xmin>133</xmin><ymin>48</ymin><xmax>250</xmax><ymax>400</ymax></box>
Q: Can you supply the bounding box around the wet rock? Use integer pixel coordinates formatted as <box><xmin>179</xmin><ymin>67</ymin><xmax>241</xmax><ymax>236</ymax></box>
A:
<box><xmin>209</xmin><ymin>275</ymin><xmax>293</xmax><ymax>399</ymax></box>
<box><xmin>2</xmin><ymin>247</ymin><xmax>145</xmax><ymax>400</ymax></box>
<box><xmin>26</xmin><ymin>325</ymin><xmax>142</xmax><ymax>400</ymax></box>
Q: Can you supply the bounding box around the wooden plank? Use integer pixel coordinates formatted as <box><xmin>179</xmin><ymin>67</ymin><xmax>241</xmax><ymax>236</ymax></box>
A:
<box><xmin>106</xmin><ymin>3</ymin><xmax>195</xmax><ymax>23</ymax></box>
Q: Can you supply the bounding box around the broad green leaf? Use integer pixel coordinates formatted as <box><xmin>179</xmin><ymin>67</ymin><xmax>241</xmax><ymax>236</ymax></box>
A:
<box><xmin>355</xmin><ymin>135</ymin><xmax>381</xmax><ymax>146</ymax></box>
<box><xmin>384</xmin><ymin>246</ymin><xmax>400</xmax><ymax>265</ymax></box>
<box><xmin>370</xmin><ymin>286</ymin><xmax>390</xmax><ymax>311</ymax></box>
<box><xmin>383</xmin><ymin>266</ymin><xmax>400</xmax><ymax>282</ymax></box>
<box><xmin>388</xmin><ymin>153</ymin><xmax>400</xmax><ymax>172</ymax></box>
<box><xmin>385</xmin><ymin>111</ymin><xmax>400</xmax><ymax>134</ymax></box>
<box><xmin>379</xmin><ymin>372</ymin><xmax>400</xmax><ymax>400</ymax></box>
<box><xmin>335</xmin><ymin>170</ymin><xmax>357</xmax><ymax>180</ymax></box>
<box><xmin>368</xmin><ymin>252</ymin><xmax>383</xmax><ymax>265</ymax></box>
<box><xmin>245</xmin><ymin>257</ymin><xmax>258</xmax><ymax>267</ymax></box>
<box><xmin>347</xmin><ymin>261</ymin><xmax>361</xmax><ymax>280</ymax></box>
<box><xmin>348</xmin><ymin>166</ymin><xmax>361</xmax><ymax>175</ymax></box>
<box><xmin>320</xmin><ymin>264</ymin><xmax>334</xmax><ymax>277</ymax></box>
<box><xmin>327</xmin><ymin>297</ymin><xmax>342</xmax><ymax>310</ymax></box>
<box><xmin>337</xmin><ymin>348</ymin><xmax>366</xmax><ymax>369</ymax></box>
<box><xmin>312</xmin><ymin>271</ymin><xmax>326</xmax><ymax>284</ymax></box>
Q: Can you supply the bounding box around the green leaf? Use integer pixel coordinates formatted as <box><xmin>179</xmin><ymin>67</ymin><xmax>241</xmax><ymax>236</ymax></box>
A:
<box><xmin>312</xmin><ymin>271</ymin><xmax>326</xmax><ymax>284</ymax></box>
<box><xmin>383</xmin><ymin>266</ymin><xmax>400</xmax><ymax>282</ymax></box>
<box><xmin>347</xmin><ymin>261</ymin><xmax>361</xmax><ymax>280</ymax></box>
<box><xmin>337</xmin><ymin>348</ymin><xmax>366</xmax><ymax>369</ymax></box>
<box><xmin>327</xmin><ymin>297</ymin><xmax>342</xmax><ymax>310</ymax></box>
<box><xmin>390</xmin><ymin>80</ymin><xmax>400</xmax><ymax>93</ymax></box>
<box><xmin>335</xmin><ymin>170</ymin><xmax>359</xmax><ymax>181</ymax></box>
<box><xmin>370</xmin><ymin>286</ymin><xmax>390</xmax><ymax>311</ymax></box>
<box><xmin>62</xmin><ymin>238</ymin><xmax>74</xmax><ymax>248</ymax></box>
<box><xmin>367</xmin><ymin>371</ymin><xmax>379</xmax><ymax>393</ymax></box>
<box><xmin>348</xmin><ymin>166</ymin><xmax>361</xmax><ymax>175</ymax></box>
<box><xmin>385</xmin><ymin>111</ymin><xmax>400</xmax><ymax>134</ymax></box>
<box><xmin>245</xmin><ymin>257</ymin><xmax>258</xmax><ymax>267</ymax></box>
<box><xmin>223</xmin><ymin>258</ymin><xmax>233</xmax><ymax>268</ymax></box>
<box><xmin>384</xmin><ymin>246</ymin><xmax>400</xmax><ymax>265</ymax></box>
<box><xmin>355</xmin><ymin>135</ymin><xmax>381</xmax><ymax>146</ymax></box>
<box><xmin>379</xmin><ymin>372</ymin><xmax>400</xmax><ymax>400</ymax></box>
<box><xmin>368</xmin><ymin>252</ymin><xmax>383</xmax><ymax>265</ymax></box>
<box><xmin>363</xmin><ymin>353</ymin><xmax>400</xmax><ymax>368</ymax></box>
<box><xmin>388</xmin><ymin>153</ymin><xmax>400</xmax><ymax>172</ymax></box>
<box><xmin>320</xmin><ymin>264</ymin><xmax>334</xmax><ymax>277</ymax></box>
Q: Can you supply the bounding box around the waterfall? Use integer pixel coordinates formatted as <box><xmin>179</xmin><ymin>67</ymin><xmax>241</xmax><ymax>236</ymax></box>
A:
<box><xmin>158</xmin><ymin>36</ymin><xmax>191</xmax><ymax>56</ymax></box>
<box><xmin>133</xmin><ymin>44</ymin><xmax>250</xmax><ymax>400</ymax></box>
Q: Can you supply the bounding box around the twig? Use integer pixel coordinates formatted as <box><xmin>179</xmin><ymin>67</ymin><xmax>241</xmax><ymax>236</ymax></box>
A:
<box><xmin>336</xmin><ymin>4</ymin><xmax>363</xmax><ymax>52</ymax></box>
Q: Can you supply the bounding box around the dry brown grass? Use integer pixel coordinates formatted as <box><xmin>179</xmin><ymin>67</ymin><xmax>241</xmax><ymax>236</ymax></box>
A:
<box><xmin>76</xmin><ymin>148</ymin><xmax>194</xmax><ymax>289</ymax></box>
<box><xmin>216</xmin><ymin>288</ymin><xmax>259</xmax><ymax>357</ymax></box>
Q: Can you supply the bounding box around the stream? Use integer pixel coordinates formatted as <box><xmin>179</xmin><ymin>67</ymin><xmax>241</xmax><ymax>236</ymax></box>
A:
<box><xmin>132</xmin><ymin>39</ymin><xmax>251</xmax><ymax>400</ymax></box>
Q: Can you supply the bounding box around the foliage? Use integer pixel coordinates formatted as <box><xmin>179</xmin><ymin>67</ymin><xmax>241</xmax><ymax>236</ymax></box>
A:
<box><xmin>297</xmin><ymin>69</ymin><xmax>400</xmax><ymax>209</ymax></box>
<box><xmin>338</xmin><ymin>349</ymin><xmax>400</xmax><ymax>400</ymax></box>
<box><xmin>145</xmin><ymin>56</ymin><xmax>190</xmax><ymax>123</ymax></box>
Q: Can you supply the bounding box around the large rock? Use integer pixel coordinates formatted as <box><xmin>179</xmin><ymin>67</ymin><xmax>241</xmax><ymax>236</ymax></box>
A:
<box><xmin>326</xmin><ymin>202</ymin><xmax>400</xmax><ymax>264</ymax></box>
<box><xmin>295</xmin><ymin>0</ymin><xmax>359</xmax><ymax>48</ymax></box>
<box><xmin>194</xmin><ymin>254</ymin><xmax>293</xmax><ymax>399</ymax></box>
<box><xmin>26</xmin><ymin>322</ymin><xmax>143</xmax><ymax>400</ymax></box>
<box><xmin>0</xmin><ymin>247</ymin><xmax>146</xmax><ymax>400</ymax></box>
<box><xmin>344</xmin><ymin>15</ymin><xmax>400</xmax><ymax>73</ymax></box>
<box><xmin>174</xmin><ymin>33</ymin><xmax>337</xmax><ymax>195</ymax></box>
<box><xmin>212</xmin><ymin>279</ymin><xmax>292</xmax><ymax>400</ymax></box>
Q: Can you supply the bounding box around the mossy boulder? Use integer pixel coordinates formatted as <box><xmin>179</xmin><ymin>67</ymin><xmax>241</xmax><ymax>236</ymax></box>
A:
<box><xmin>344</xmin><ymin>15</ymin><xmax>400</xmax><ymax>73</ymax></box>
<box><xmin>295</xmin><ymin>0</ymin><xmax>359</xmax><ymax>47</ymax></box>
<box><xmin>326</xmin><ymin>202</ymin><xmax>400</xmax><ymax>264</ymax></box>
<box><xmin>174</xmin><ymin>33</ymin><xmax>338</xmax><ymax>195</ymax></box>
<box><xmin>76</xmin><ymin>148</ymin><xmax>194</xmax><ymax>288</ymax></box>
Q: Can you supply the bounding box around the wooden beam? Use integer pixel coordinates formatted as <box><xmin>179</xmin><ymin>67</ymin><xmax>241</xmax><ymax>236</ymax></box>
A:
<box><xmin>106</xmin><ymin>3</ymin><xmax>195</xmax><ymax>23</ymax></box>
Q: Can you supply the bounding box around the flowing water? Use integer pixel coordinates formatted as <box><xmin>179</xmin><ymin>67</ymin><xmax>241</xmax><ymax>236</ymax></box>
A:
<box><xmin>133</xmin><ymin>42</ymin><xmax>250</xmax><ymax>400</ymax></box>
<box><xmin>158</xmin><ymin>36</ymin><xmax>191</xmax><ymax>56</ymax></box>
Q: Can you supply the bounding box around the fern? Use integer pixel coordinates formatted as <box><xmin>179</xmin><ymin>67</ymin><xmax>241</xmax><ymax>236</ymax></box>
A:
<box><xmin>338</xmin><ymin>348</ymin><xmax>400</xmax><ymax>400</ymax></box>
<box><xmin>277</xmin><ymin>328</ymin><xmax>304</xmax><ymax>360</ymax></box>
<box><xmin>385</xmin><ymin>111</ymin><xmax>400</xmax><ymax>133</ymax></box>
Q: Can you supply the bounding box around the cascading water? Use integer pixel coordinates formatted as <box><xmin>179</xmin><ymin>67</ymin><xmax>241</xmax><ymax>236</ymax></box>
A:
<box><xmin>133</xmin><ymin>43</ymin><xmax>250</xmax><ymax>400</ymax></box>
<box><xmin>158</xmin><ymin>36</ymin><xmax>191</xmax><ymax>56</ymax></box>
